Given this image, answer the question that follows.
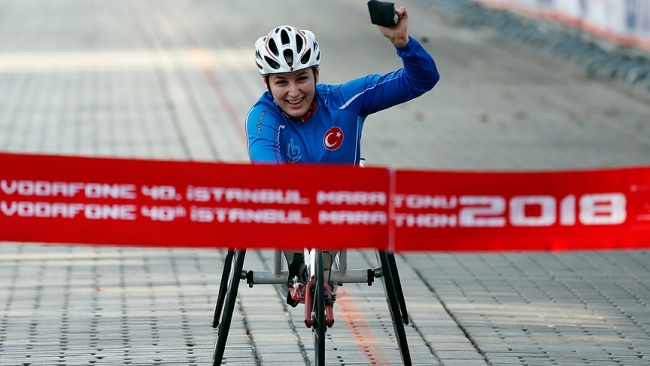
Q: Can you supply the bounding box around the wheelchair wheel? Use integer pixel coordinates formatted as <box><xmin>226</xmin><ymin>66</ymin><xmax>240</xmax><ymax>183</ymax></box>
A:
<box><xmin>212</xmin><ymin>249</ymin><xmax>234</xmax><ymax>328</ymax></box>
<box><xmin>313</xmin><ymin>250</ymin><xmax>326</xmax><ymax>366</ymax></box>
<box><xmin>212</xmin><ymin>249</ymin><xmax>246</xmax><ymax>366</ymax></box>
<box><xmin>377</xmin><ymin>250</ymin><xmax>412</xmax><ymax>366</ymax></box>
<box><xmin>387</xmin><ymin>252</ymin><xmax>409</xmax><ymax>325</ymax></box>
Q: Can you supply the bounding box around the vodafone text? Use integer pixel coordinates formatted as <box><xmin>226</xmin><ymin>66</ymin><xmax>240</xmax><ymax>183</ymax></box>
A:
<box><xmin>1</xmin><ymin>201</ymin><xmax>136</xmax><ymax>220</ymax></box>
<box><xmin>1</xmin><ymin>180</ymin><xmax>136</xmax><ymax>199</ymax></box>
<box><xmin>395</xmin><ymin>194</ymin><xmax>626</xmax><ymax>228</ymax></box>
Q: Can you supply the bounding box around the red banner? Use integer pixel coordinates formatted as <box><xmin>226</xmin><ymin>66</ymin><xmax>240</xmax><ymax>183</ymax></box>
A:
<box><xmin>395</xmin><ymin>168</ymin><xmax>650</xmax><ymax>251</ymax></box>
<box><xmin>2</xmin><ymin>153</ymin><xmax>650</xmax><ymax>252</ymax></box>
<box><xmin>0</xmin><ymin>153</ymin><xmax>390</xmax><ymax>250</ymax></box>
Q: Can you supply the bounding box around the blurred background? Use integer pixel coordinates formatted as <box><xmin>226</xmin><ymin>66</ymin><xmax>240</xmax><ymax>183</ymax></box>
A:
<box><xmin>1</xmin><ymin>2</ymin><xmax>650</xmax><ymax>365</ymax></box>
<box><xmin>0</xmin><ymin>0</ymin><xmax>649</xmax><ymax>171</ymax></box>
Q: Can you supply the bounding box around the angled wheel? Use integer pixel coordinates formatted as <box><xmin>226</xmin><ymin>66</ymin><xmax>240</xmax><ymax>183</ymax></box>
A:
<box><xmin>387</xmin><ymin>252</ymin><xmax>409</xmax><ymax>325</ymax></box>
<box><xmin>212</xmin><ymin>249</ymin><xmax>235</xmax><ymax>328</ymax></box>
<box><xmin>377</xmin><ymin>250</ymin><xmax>411</xmax><ymax>366</ymax></box>
<box><xmin>212</xmin><ymin>249</ymin><xmax>246</xmax><ymax>366</ymax></box>
<box><xmin>313</xmin><ymin>250</ymin><xmax>326</xmax><ymax>366</ymax></box>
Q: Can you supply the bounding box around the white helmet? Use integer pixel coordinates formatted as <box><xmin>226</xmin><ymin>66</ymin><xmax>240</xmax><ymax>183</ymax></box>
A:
<box><xmin>254</xmin><ymin>25</ymin><xmax>321</xmax><ymax>75</ymax></box>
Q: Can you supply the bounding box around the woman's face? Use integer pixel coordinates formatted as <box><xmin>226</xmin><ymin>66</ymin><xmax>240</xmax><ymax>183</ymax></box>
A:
<box><xmin>267</xmin><ymin>68</ymin><xmax>319</xmax><ymax>119</ymax></box>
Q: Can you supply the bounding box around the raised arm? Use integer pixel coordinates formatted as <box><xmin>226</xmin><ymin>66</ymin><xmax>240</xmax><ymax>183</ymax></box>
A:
<box><xmin>334</xmin><ymin>6</ymin><xmax>440</xmax><ymax>117</ymax></box>
<box><xmin>378</xmin><ymin>6</ymin><xmax>410</xmax><ymax>47</ymax></box>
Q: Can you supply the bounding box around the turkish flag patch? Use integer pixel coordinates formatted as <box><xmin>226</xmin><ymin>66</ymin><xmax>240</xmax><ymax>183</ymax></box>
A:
<box><xmin>323</xmin><ymin>126</ymin><xmax>344</xmax><ymax>151</ymax></box>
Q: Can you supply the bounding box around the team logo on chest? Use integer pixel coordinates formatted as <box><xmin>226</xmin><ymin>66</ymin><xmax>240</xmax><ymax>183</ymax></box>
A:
<box><xmin>323</xmin><ymin>126</ymin><xmax>344</xmax><ymax>151</ymax></box>
<box><xmin>286</xmin><ymin>138</ymin><xmax>301</xmax><ymax>163</ymax></box>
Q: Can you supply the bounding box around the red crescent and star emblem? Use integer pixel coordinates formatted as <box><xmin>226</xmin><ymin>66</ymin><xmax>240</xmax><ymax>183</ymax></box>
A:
<box><xmin>323</xmin><ymin>126</ymin><xmax>344</xmax><ymax>151</ymax></box>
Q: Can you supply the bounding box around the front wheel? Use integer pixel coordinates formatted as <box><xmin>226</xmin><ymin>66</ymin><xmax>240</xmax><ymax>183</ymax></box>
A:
<box><xmin>313</xmin><ymin>250</ymin><xmax>326</xmax><ymax>366</ymax></box>
<box><xmin>212</xmin><ymin>249</ymin><xmax>246</xmax><ymax>366</ymax></box>
<box><xmin>377</xmin><ymin>250</ymin><xmax>411</xmax><ymax>366</ymax></box>
<box><xmin>212</xmin><ymin>249</ymin><xmax>234</xmax><ymax>328</ymax></box>
<box><xmin>387</xmin><ymin>252</ymin><xmax>409</xmax><ymax>325</ymax></box>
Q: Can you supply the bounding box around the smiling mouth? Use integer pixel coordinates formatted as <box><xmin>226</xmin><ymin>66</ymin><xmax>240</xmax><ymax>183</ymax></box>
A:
<box><xmin>286</xmin><ymin>97</ymin><xmax>304</xmax><ymax>106</ymax></box>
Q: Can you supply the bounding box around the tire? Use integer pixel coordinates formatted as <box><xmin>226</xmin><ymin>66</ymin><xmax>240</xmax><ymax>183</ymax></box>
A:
<box><xmin>212</xmin><ymin>250</ymin><xmax>234</xmax><ymax>328</ymax></box>
<box><xmin>387</xmin><ymin>252</ymin><xmax>409</xmax><ymax>325</ymax></box>
<box><xmin>313</xmin><ymin>250</ymin><xmax>326</xmax><ymax>366</ymax></box>
<box><xmin>212</xmin><ymin>249</ymin><xmax>246</xmax><ymax>366</ymax></box>
<box><xmin>377</xmin><ymin>250</ymin><xmax>412</xmax><ymax>366</ymax></box>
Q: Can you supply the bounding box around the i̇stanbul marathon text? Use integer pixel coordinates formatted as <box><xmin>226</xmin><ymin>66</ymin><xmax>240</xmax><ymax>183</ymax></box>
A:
<box><xmin>1</xmin><ymin>153</ymin><xmax>650</xmax><ymax>252</ymax></box>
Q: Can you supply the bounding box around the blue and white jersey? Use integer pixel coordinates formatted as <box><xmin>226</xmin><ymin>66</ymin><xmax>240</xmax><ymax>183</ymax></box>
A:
<box><xmin>246</xmin><ymin>37</ymin><xmax>439</xmax><ymax>165</ymax></box>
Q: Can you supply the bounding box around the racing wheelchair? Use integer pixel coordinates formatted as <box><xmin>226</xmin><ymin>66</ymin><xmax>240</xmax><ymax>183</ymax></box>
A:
<box><xmin>211</xmin><ymin>248</ymin><xmax>411</xmax><ymax>365</ymax></box>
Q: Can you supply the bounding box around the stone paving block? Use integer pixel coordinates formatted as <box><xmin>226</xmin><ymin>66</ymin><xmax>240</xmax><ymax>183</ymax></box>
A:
<box><xmin>440</xmin><ymin>361</ymin><xmax>490</xmax><ymax>366</ymax></box>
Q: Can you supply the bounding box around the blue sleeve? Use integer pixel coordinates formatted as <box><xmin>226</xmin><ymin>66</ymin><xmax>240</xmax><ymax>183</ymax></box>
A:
<box><xmin>246</xmin><ymin>104</ymin><xmax>286</xmax><ymax>164</ymax></box>
<box><xmin>333</xmin><ymin>36</ymin><xmax>439</xmax><ymax>117</ymax></box>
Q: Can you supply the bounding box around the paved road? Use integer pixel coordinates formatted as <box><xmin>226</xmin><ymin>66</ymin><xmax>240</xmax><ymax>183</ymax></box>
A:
<box><xmin>1</xmin><ymin>0</ymin><xmax>649</xmax><ymax>365</ymax></box>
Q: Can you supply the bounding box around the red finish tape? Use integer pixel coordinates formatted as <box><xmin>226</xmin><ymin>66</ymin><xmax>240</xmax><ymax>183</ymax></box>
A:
<box><xmin>2</xmin><ymin>152</ymin><xmax>650</xmax><ymax>252</ymax></box>
<box><xmin>395</xmin><ymin>168</ymin><xmax>650</xmax><ymax>251</ymax></box>
<box><xmin>0</xmin><ymin>153</ymin><xmax>390</xmax><ymax>251</ymax></box>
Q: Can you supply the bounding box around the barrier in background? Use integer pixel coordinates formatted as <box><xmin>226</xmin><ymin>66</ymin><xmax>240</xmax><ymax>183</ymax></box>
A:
<box><xmin>472</xmin><ymin>0</ymin><xmax>650</xmax><ymax>50</ymax></box>
<box><xmin>1</xmin><ymin>152</ymin><xmax>650</xmax><ymax>252</ymax></box>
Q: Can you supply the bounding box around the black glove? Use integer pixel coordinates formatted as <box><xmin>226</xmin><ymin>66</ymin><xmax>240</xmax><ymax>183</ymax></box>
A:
<box><xmin>367</xmin><ymin>0</ymin><xmax>398</xmax><ymax>27</ymax></box>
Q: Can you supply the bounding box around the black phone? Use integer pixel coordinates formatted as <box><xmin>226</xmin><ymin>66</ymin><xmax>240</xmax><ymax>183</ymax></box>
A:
<box><xmin>367</xmin><ymin>0</ymin><xmax>398</xmax><ymax>27</ymax></box>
